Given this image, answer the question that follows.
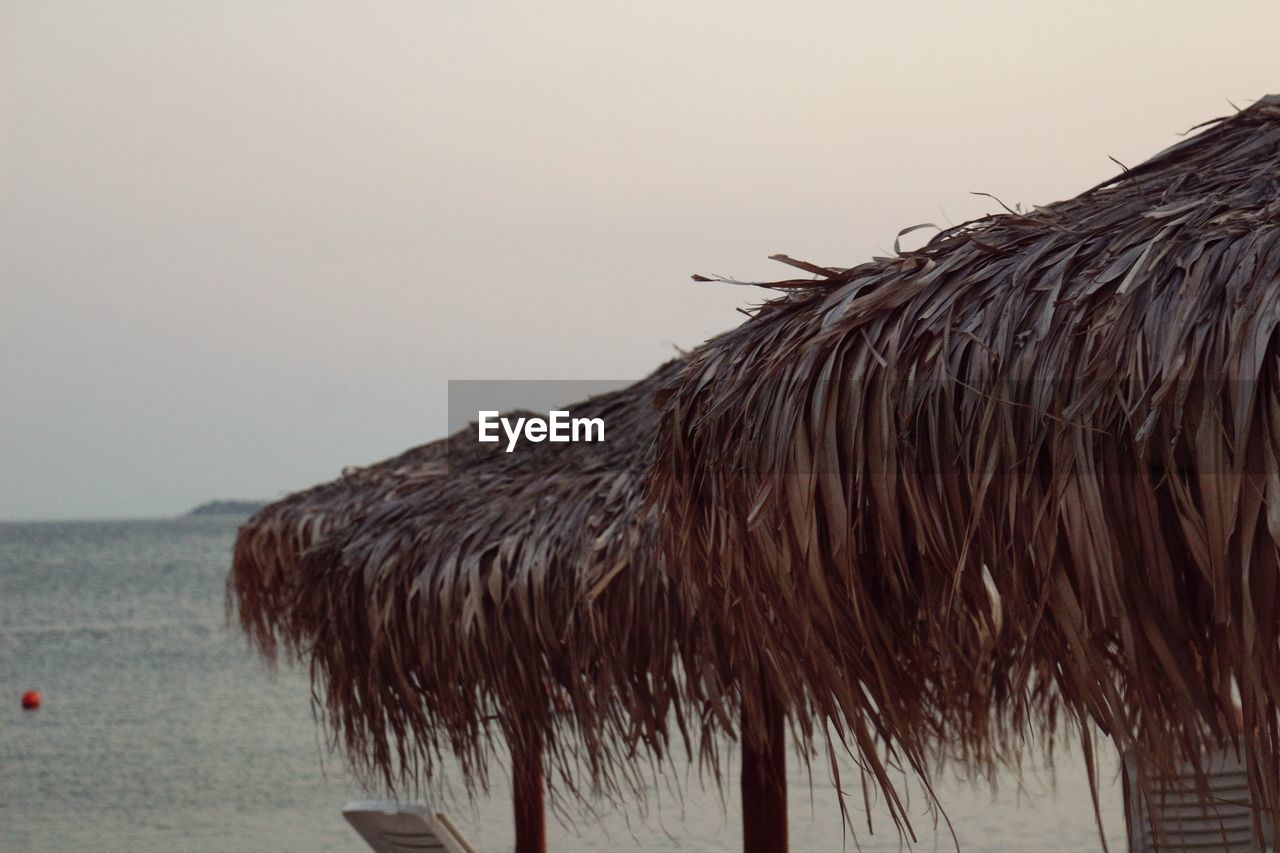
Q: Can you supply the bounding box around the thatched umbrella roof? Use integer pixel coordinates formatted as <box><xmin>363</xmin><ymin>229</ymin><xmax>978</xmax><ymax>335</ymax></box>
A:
<box><xmin>230</xmin><ymin>360</ymin><xmax>729</xmax><ymax>804</ymax></box>
<box><xmin>652</xmin><ymin>95</ymin><xmax>1280</xmax><ymax>833</ymax></box>
<box><xmin>229</xmin><ymin>415</ymin><xmax>509</xmax><ymax>660</ymax></box>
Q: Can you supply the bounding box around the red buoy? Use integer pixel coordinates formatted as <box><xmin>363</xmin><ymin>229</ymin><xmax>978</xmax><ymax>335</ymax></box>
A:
<box><xmin>21</xmin><ymin>690</ymin><xmax>41</xmax><ymax>710</ymax></box>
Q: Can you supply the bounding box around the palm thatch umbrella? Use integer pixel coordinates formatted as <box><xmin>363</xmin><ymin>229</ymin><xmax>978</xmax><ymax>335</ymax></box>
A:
<box><xmin>652</xmin><ymin>95</ymin><xmax>1280</xmax><ymax>842</ymax></box>
<box><xmin>231</xmin><ymin>421</ymin><xmax>506</xmax><ymax>660</ymax></box>
<box><xmin>231</xmin><ymin>360</ymin><xmax>797</xmax><ymax>852</ymax></box>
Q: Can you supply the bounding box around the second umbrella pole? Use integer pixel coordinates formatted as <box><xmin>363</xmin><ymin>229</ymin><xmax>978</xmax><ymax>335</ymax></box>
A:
<box><xmin>512</xmin><ymin>734</ymin><xmax>546</xmax><ymax>853</ymax></box>
<box><xmin>741</xmin><ymin>679</ymin><xmax>788</xmax><ymax>853</ymax></box>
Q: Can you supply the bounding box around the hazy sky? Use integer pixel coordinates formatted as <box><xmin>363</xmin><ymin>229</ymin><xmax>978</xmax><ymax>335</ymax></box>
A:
<box><xmin>3</xmin><ymin>1</ymin><xmax>1277</xmax><ymax>520</ymax></box>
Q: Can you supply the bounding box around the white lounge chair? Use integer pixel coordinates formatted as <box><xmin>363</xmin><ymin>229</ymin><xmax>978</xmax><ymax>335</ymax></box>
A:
<box><xmin>1124</xmin><ymin>750</ymin><xmax>1273</xmax><ymax>852</ymax></box>
<box><xmin>343</xmin><ymin>800</ymin><xmax>478</xmax><ymax>853</ymax></box>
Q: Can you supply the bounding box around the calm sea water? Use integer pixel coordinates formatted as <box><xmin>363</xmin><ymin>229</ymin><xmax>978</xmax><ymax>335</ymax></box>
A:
<box><xmin>0</xmin><ymin>518</ymin><xmax>1126</xmax><ymax>851</ymax></box>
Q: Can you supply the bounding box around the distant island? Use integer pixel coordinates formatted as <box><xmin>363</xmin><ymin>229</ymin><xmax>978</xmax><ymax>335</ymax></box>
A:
<box><xmin>186</xmin><ymin>500</ymin><xmax>266</xmax><ymax>517</ymax></box>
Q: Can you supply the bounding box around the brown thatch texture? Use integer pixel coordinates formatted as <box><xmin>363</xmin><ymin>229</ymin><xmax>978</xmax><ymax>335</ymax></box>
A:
<box><xmin>653</xmin><ymin>95</ymin><xmax>1280</xmax><ymax>835</ymax></box>
<box><xmin>229</xmin><ymin>418</ymin><xmax>510</xmax><ymax>660</ymax></box>
<box><xmin>231</xmin><ymin>361</ymin><xmax>727</xmax><ymax>800</ymax></box>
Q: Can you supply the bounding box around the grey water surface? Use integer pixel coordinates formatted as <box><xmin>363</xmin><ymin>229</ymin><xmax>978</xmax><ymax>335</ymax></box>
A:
<box><xmin>0</xmin><ymin>518</ymin><xmax>1124</xmax><ymax>851</ymax></box>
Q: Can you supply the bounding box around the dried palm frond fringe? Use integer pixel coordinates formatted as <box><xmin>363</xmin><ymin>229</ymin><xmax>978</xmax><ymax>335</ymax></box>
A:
<box><xmin>230</xmin><ymin>361</ymin><xmax>739</xmax><ymax>806</ymax></box>
<box><xmin>652</xmin><ymin>94</ymin><xmax>1280</xmax><ymax>842</ymax></box>
<box><xmin>229</xmin><ymin>423</ymin><xmax>503</xmax><ymax>661</ymax></box>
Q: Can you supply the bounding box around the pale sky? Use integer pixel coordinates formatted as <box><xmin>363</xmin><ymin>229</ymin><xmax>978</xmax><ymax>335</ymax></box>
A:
<box><xmin>2</xmin><ymin>0</ymin><xmax>1277</xmax><ymax>520</ymax></box>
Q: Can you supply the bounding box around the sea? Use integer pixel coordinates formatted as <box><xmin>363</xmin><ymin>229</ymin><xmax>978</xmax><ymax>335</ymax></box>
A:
<box><xmin>0</xmin><ymin>517</ymin><xmax>1127</xmax><ymax>851</ymax></box>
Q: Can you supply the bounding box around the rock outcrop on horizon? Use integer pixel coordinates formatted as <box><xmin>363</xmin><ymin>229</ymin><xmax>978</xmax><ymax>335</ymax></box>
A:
<box><xmin>186</xmin><ymin>500</ymin><xmax>265</xmax><ymax>517</ymax></box>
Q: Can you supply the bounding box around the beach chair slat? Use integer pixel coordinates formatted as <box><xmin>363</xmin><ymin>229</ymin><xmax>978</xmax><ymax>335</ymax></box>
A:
<box><xmin>1125</xmin><ymin>751</ymin><xmax>1269</xmax><ymax>852</ymax></box>
<box><xmin>342</xmin><ymin>801</ymin><xmax>478</xmax><ymax>853</ymax></box>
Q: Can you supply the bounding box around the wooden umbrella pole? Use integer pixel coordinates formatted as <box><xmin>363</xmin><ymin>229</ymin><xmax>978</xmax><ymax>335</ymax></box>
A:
<box><xmin>512</xmin><ymin>734</ymin><xmax>546</xmax><ymax>853</ymax></box>
<box><xmin>741</xmin><ymin>679</ymin><xmax>788</xmax><ymax>853</ymax></box>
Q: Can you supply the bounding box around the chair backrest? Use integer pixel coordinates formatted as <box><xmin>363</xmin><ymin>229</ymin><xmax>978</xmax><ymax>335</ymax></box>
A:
<box><xmin>1124</xmin><ymin>750</ymin><xmax>1267</xmax><ymax>852</ymax></box>
<box><xmin>343</xmin><ymin>800</ymin><xmax>478</xmax><ymax>853</ymax></box>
